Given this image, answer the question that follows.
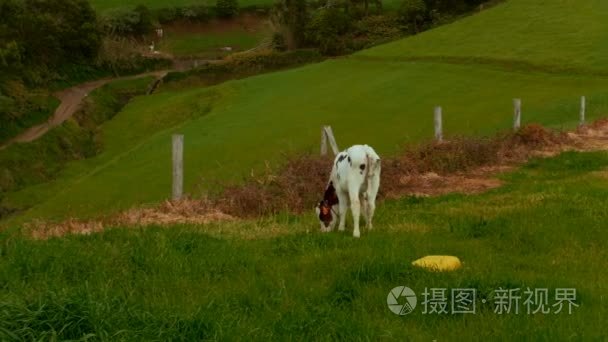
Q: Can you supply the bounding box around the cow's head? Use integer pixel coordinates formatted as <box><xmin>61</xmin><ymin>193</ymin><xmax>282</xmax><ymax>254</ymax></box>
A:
<box><xmin>315</xmin><ymin>182</ymin><xmax>339</xmax><ymax>231</ymax></box>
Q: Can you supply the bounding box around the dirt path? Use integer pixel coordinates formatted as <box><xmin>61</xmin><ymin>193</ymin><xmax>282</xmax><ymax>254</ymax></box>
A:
<box><xmin>0</xmin><ymin>70</ymin><xmax>168</xmax><ymax>150</ymax></box>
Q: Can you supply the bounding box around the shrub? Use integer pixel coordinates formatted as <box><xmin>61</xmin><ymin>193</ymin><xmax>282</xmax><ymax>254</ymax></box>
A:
<box><xmin>216</xmin><ymin>0</ymin><xmax>239</xmax><ymax>18</ymax></box>
<box><xmin>272</xmin><ymin>32</ymin><xmax>288</xmax><ymax>51</ymax></box>
<box><xmin>163</xmin><ymin>49</ymin><xmax>323</xmax><ymax>85</ymax></box>
<box><xmin>101</xmin><ymin>8</ymin><xmax>143</xmax><ymax>35</ymax></box>
<box><xmin>180</xmin><ymin>5</ymin><xmax>212</xmax><ymax>22</ymax></box>
<box><xmin>398</xmin><ymin>0</ymin><xmax>428</xmax><ymax>33</ymax></box>
<box><xmin>352</xmin><ymin>15</ymin><xmax>401</xmax><ymax>47</ymax></box>
<box><xmin>305</xmin><ymin>8</ymin><xmax>352</xmax><ymax>55</ymax></box>
<box><xmin>271</xmin><ymin>0</ymin><xmax>309</xmax><ymax>49</ymax></box>
<box><xmin>156</xmin><ymin>7</ymin><xmax>179</xmax><ymax>23</ymax></box>
<box><xmin>101</xmin><ymin>5</ymin><xmax>155</xmax><ymax>36</ymax></box>
<box><xmin>133</xmin><ymin>5</ymin><xmax>155</xmax><ymax>35</ymax></box>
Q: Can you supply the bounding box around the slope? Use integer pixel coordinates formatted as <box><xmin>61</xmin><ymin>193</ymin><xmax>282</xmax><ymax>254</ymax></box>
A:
<box><xmin>5</xmin><ymin>0</ymin><xmax>608</xmax><ymax>223</ymax></box>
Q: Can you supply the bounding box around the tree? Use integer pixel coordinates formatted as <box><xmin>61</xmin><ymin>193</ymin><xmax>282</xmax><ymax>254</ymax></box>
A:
<box><xmin>271</xmin><ymin>0</ymin><xmax>309</xmax><ymax>50</ymax></box>
<box><xmin>134</xmin><ymin>5</ymin><xmax>154</xmax><ymax>35</ymax></box>
<box><xmin>216</xmin><ymin>0</ymin><xmax>239</xmax><ymax>18</ymax></box>
<box><xmin>398</xmin><ymin>0</ymin><xmax>427</xmax><ymax>33</ymax></box>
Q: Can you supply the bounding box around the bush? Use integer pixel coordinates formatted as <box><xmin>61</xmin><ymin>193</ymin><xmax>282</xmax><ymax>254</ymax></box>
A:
<box><xmin>352</xmin><ymin>15</ymin><xmax>401</xmax><ymax>46</ymax></box>
<box><xmin>101</xmin><ymin>6</ymin><xmax>155</xmax><ymax>36</ymax></box>
<box><xmin>155</xmin><ymin>7</ymin><xmax>179</xmax><ymax>23</ymax></box>
<box><xmin>398</xmin><ymin>0</ymin><xmax>428</xmax><ymax>33</ymax></box>
<box><xmin>180</xmin><ymin>5</ymin><xmax>212</xmax><ymax>22</ymax></box>
<box><xmin>272</xmin><ymin>32</ymin><xmax>288</xmax><ymax>51</ymax></box>
<box><xmin>134</xmin><ymin>5</ymin><xmax>155</xmax><ymax>35</ymax></box>
<box><xmin>216</xmin><ymin>0</ymin><xmax>239</xmax><ymax>18</ymax></box>
<box><xmin>306</xmin><ymin>8</ymin><xmax>352</xmax><ymax>55</ymax></box>
<box><xmin>163</xmin><ymin>49</ymin><xmax>323</xmax><ymax>85</ymax></box>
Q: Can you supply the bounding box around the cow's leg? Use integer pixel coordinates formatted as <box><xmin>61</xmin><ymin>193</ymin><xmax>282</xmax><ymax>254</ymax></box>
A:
<box><xmin>348</xmin><ymin>183</ymin><xmax>362</xmax><ymax>238</ymax></box>
<box><xmin>366</xmin><ymin>174</ymin><xmax>380</xmax><ymax>230</ymax></box>
<box><xmin>337</xmin><ymin>191</ymin><xmax>348</xmax><ymax>231</ymax></box>
<box><xmin>361</xmin><ymin>192</ymin><xmax>370</xmax><ymax>228</ymax></box>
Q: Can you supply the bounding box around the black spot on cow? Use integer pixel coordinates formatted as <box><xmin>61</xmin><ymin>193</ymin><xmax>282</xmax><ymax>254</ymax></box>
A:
<box><xmin>336</xmin><ymin>153</ymin><xmax>347</xmax><ymax>167</ymax></box>
<box><xmin>323</xmin><ymin>182</ymin><xmax>339</xmax><ymax>206</ymax></box>
<box><xmin>347</xmin><ymin>156</ymin><xmax>351</xmax><ymax>165</ymax></box>
<box><xmin>359</xmin><ymin>164</ymin><xmax>366</xmax><ymax>171</ymax></box>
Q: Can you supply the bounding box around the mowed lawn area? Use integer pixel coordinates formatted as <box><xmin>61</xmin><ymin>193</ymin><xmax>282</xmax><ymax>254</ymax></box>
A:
<box><xmin>2</xmin><ymin>151</ymin><xmax>607</xmax><ymax>339</ymax></box>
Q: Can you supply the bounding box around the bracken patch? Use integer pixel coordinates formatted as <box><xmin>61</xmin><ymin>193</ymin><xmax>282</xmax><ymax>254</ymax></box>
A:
<box><xmin>25</xmin><ymin>119</ymin><xmax>608</xmax><ymax>238</ymax></box>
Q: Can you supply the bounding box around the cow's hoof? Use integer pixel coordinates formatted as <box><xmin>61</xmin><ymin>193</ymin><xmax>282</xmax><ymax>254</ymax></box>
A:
<box><xmin>353</xmin><ymin>231</ymin><xmax>361</xmax><ymax>238</ymax></box>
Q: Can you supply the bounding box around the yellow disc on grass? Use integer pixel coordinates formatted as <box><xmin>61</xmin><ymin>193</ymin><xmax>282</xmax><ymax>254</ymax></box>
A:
<box><xmin>412</xmin><ymin>255</ymin><xmax>462</xmax><ymax>272</ymax></box>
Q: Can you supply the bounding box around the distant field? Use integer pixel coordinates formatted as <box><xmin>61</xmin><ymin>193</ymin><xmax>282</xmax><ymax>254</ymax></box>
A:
<box><xmin>2</xmin><ymin>152</ymin><xmax>607</xmax><ymax>339</ymax></box>
<box><xmin>359</xmin><ymin>0</ymin><xmax>608</xmax><ymax>74</ymax></box>
<box><xmin>158</xmin><ymin>17</ymin><xmax>269</xmax><ymax>58</ymax></box>
<box><xmin>160</xmin><ymin>30</ymin><xmax>265</xmax><ymax>57</ymax></box>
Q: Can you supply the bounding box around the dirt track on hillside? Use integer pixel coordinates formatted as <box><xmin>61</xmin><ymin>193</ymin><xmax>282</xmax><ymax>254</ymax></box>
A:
<box><xmin>0</xmin><ymin>71</ymin><xmax>168</xmax><ymax>150</ymax></box>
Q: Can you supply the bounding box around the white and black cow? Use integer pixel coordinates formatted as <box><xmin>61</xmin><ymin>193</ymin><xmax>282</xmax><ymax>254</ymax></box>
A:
<box><xmin>316</xmin><ymin>144</ymin><xmax>381</xmax><ymax>238</ymax></box>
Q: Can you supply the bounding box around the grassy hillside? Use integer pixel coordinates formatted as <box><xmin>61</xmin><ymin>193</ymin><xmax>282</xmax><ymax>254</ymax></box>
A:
<box><xmin>5</xmin><ymin>0</ymin><xmax>608</xmax><ymax>223</ymax></box>
<box><xmin>2</xmin><ymin>152</ymin><xmax>607</xmax><ymax>339</ymax></box>
<box><xmin>359</xmin><ymin>0</ymin><xmax>608</xmax><ymax>74</ymax></box>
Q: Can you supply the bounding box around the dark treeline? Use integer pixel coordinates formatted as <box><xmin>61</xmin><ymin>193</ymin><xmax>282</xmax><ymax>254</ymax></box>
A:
<box><xmin>272</xmin><ymin>0</ymin><xmax>490</xmax><ymax>54</ymax></box>
<box><xmin>0</xmin><ymin>0</ymin><xmax>104</xmax><ymax>142</ymax></box>
<box><xmin>0</xmin><ymin>0</ymin><xmax>101</xmax><ymax>85</ymax></box>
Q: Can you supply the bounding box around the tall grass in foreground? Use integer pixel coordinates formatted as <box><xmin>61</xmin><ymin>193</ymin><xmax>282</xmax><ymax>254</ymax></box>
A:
<box><xmin>1</xmin><ymin>151</ymin><xmax>607</xmax><ymax>340</ymax></box>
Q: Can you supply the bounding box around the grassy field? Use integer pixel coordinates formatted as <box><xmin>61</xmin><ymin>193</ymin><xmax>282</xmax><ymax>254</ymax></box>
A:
<box><xmin>3</xmin><ymin>1</ymin><xmax>608</xmax><ymax>339</ymax></box>
<box><xmin>3</xmin><ymin>0</ymin><xmax>608</xmax><ymax>223</ymax></box>
<box><xmin>5</xmin><ymin>59</ymin><xmax>608</xmax><ymax>223</ymax></box>
<box><xmin>157</xmin><ymin>17</ymin><xmax>270</xmax><ymax>58</ymax></box>
<box><xmin>1</xmin><ymin>151</ymin><xmax>607</xmax><ymax>339</ymax></box>
<box><xmin>358</xmin><ymin>0</ymin><xmax>608</xmax><ymax>74</ymax></box>
<box><xmin>0</xmin><ymin>77</ymin><xmax>155</xmax><ymax>218</ymax></box>
<box><xmin>160</xmin><ymin>30</ymin><xmax>265</xmax><ymax>58</ymax></box>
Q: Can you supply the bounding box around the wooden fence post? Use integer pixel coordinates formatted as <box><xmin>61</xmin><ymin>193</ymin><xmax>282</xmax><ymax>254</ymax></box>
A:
<box><xmin>323</xmin><ymin>126</ymin><xmax>340</xmax><ymax>155</ymax></box>
<box><xmin>172</xmin><ymin>134</ymin><xmax>184</xmax><ymax>201</ymax></box>
<box><xmin>513</xmin><ymin>98</ymin><xmax>522</xmax><ymax>130</ymax></box>
<box><xmin>434</xmin><ymin>106</ymin><xmax>443</xmax><ymax>142</ymax></box>
<box><xmin>580</xmin><ymin>96</ymin><xmax>586</xmax><ymax>126</ymax></box>
<box><xmin>320</xmin><ymin>127</ymin><xmax>328</xmax><ymax>156</ymax></box>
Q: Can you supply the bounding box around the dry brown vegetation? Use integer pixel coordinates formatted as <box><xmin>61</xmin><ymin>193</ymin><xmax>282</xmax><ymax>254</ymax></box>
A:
<box><xmin>25</xmin><ymin>120</ymin><xmax>608</xmax><ymax>239</ymax></box>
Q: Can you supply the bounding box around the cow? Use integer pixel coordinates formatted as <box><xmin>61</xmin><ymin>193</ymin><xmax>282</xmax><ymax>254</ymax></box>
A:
<box><xmin>315</xmin><ymin>144</ymin><xmax>381</xmax><ymax>238</ymax></box>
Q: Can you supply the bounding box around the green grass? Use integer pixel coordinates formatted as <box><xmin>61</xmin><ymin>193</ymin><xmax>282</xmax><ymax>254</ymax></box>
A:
<box><xmin>5</xmin><ymin>60</ymin><xmax>608</xmax><ymax>223</ymax></box>
<box><xmin>2</xmin><ymin>152</ymin><xmax>607</xmax><ymax>339</ymax></box>
<box><xmin>5</xmin><ymin>0</ymin><xmax>608</xmax><ymax>223</ymax></box>
<box><xmin>0</xmin><ymin>77</ymin><xmax>154</xmax><ymax>217</ymax></box>
<box><xmin>359</xmin><ymin>0</ymin><xmax>608</xmax><ymax>74</ymax></box>
<box><xmin>0</xmin><ymin>95</ymin><xmax>59</xmax><ymax>145</ymax></box>
<box><xmin>159</xmin><ymin>28</ymin><xmax>267</xmax><ymax>58</ymax></box>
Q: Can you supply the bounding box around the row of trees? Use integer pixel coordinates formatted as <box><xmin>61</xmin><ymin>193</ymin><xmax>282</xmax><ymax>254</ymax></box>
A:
<box><xmin>0</xmin><ymin>0</ymin><xmax>102</xmax><ymax>81</ymax></box>
<box><xmin>1</xmin><ymin>0</ymin><xmax>105</xmax><ymax>142</ymax></box>
<box><xmin>272</xmin><ymin>0</ymin><xmax>488</xmax><ymax>54</ymax></box>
